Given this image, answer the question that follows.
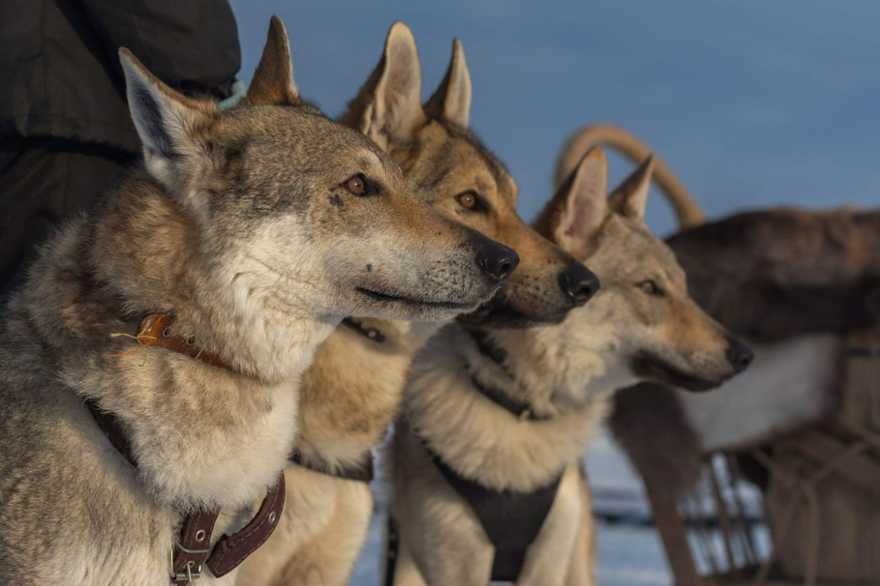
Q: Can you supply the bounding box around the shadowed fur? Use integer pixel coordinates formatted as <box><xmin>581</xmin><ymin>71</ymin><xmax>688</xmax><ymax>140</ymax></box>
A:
<box><xmin>388</xmin><ymin>145</ymin><xmax>752</xmax><ymax>586</ymax></box>
<box><xmin>611</xmin><ymin>207</ymin><xmax>880</xmax><ymax>502</ymax></box>
<box><xmin>238</xmin><ymin>23</ymin><xmax>598</xmax><ymax>586</ymax></box>
<box><xmin>0</xmin><ymin>17</ymin><xmax>509</xmax><ymax>586</ymax></box>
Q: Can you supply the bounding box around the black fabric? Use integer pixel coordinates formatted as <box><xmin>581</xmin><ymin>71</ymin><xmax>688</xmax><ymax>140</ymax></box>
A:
<box><xmin>0</xmin><ymin>1</ymin><xmax>239</xmax><ymax>298</ymax></box>
<box><xmin>0</xmin><ymin>0</ymin><xmax>240</xmax><ymax>151</ymax></box>
<box><xmin>288</xmin><ymin>450</ymin><xmax>375</xmax><ymax>484</ymax></box>
<box><xmin>0</xmin><ymin>138</ymin><xmax>134</xmax><ymax>301</ymax></box>
<box><xmin>426</xmin><ymin>444</ymin><xmax>563</xmax><ymax>582</ymax></box>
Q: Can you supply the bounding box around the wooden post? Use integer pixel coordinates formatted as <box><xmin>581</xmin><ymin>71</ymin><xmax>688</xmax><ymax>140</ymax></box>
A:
<box><xmin>642</xmin><ymin>480</ymin><xmax>702</xmax><ymax>586</ymax></box>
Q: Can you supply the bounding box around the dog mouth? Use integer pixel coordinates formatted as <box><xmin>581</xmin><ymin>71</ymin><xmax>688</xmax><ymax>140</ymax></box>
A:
<box><xmin>458</xmin><ymin>293</ymin><xmax>569</xmax><ymax>329</ymax></box>
<box><xmin>355</xmin><ymin>287</ymin><xmax>473</xmax><ymax>311</ymax></box>
<box><xmin>631</xmin><ymin>354</ymin><xmax>726</xmax><ymax>393</ymax></box>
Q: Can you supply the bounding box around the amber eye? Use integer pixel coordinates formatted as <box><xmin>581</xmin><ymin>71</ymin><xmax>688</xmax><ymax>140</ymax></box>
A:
<box><xmin>343</xmin><ymin>173</ymin><xmax>373</xmax><ymax>196</ymax></box>
<box><xmin>456</xmin><ymin>191</ymin><xmax>479</xmax><ymax>210</ymax></box>
<box><xmin>637</xmin><ymin>280</ymin><xmax>666</xmax><ymax>297</ymax></box>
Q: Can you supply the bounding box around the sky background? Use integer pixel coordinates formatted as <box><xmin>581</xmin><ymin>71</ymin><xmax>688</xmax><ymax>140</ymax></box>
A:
<box><xmin>228</xmin><ymin>0</ymin><xmax>879</xmax><ymax>236</ymax></box>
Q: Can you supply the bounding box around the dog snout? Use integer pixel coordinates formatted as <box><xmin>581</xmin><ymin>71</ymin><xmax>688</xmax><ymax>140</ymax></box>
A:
<box><xmin>475</xmin><ymin>239</ymin><xmax>519</xmax><ymax>283</ymax></box>
<box><xmin>558</xmin><ymin>261</ymin><xmax>600</xmax><ymax>306</ymax></box>
<box><xmin>725</xmin><ymin>336</ymin><xmax>754</xmax><ymax>373</ymax></box>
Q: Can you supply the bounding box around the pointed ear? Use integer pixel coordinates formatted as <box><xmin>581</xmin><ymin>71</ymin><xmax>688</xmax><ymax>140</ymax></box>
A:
<box><xmin>535</xmin><ymin>147</ymin><xmax>609</xmax><ymax>258</ymax></box>
<box><xmin>245</xmin><ymin>16</ymin><xmax>300</xmax><ymax>107</ymax></box>
<box><xmin>119</xmin><ymin>48</ymin><xmax>216</xmax><ymax>188</ymax></box>
<box><xmin>424</xmin><ymin>39</ymin><xmax>472</xmax><ymax>128</ymax></box>
<box><xmin>342</xmin><ymin>21</ymin><xmax>425</xmax><ymax>150</ymax></box>
<box><xmin>610</xmin><ymin>156</ymin><xmax>654</xmax><ymax>220</ymax></box>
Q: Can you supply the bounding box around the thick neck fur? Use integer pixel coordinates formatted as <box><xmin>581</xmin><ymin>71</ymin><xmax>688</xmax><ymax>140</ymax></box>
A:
<box><xmin>402</xmin><ymin>322</ymin><xmax>634</xmax><ymax>492</ymax></box>
<box><xmin>295</xmin><ymin>320</ymin><xmax>443</xmax><ymax>470</ymax></box>
<box><xmin>89</xmin><ymin>174</ymin><xmax>335</xmax><ymax>384</ymax></box>
<box><xmin>486</xmin><ymin>317</ymin><xmax>641</xmax><ymax>416</ymax></box>
<box><xmin>8</xmin><ymin>173</ymin><xmax>338</xmax><ymax>511</ymax></box>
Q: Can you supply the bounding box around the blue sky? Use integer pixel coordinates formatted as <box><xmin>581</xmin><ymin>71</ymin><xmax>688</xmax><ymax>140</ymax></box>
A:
<box><xmin>229</xmin><ymin>1</ymin><xmax>879</xmax><ymax>235</ymax></box>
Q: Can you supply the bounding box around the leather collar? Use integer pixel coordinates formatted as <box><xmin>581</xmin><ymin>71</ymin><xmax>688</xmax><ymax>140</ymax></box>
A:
<box><xmin>466</xmin><ymin>327</ymin><xmax>508</xmax><ymax>365</ymax></box>
<box><xmin>341</xmin><ymin>317</ymin><xmax>386</xmax><ymax>343</ymax></box>
<box><xmin>85</xmin><ymin>313</ymin><xmax>283</xmax><ymax>584</ymax></box>
<box><xmin>133</xmin><ymin>313</ymin><xmax>232</xmax><ymax>371</ymax></box>
<box><xmin>468</xmin><ymin>371</ymin><xmax>549</xmax><ymax>422</ymax></box>
<box><xmin>464</xmin><ymin>327</ymin><xmax>550</xmax><ymax>422</ymax></box>
<box><xmin>289</xmin><ymin>449</ymin><xmax>374</xmax><ymax>484</ymax></box>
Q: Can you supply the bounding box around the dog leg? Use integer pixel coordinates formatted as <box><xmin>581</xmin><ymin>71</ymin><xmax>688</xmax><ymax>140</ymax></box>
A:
<box><xmin>563</xmin><ymin>470</ymin><xmax>598</xmax><ymax>586</ymax></box>
<box><xmin>516</xmin><ymin>465</ymin><xmax>584</xmax><ymax>586</ymax></box>
<box><xmin>390</xmin><ymin>539</ymin><xmax>429</xmax><ymax>586</ymax></box>
<box><xmin>392</xmin><ymin>431</ymin><xmax>495</xmax><ymax>586</ymax></box>
<box><xmin>271</xmin><ymin>477</ymin><xmax>372</xmax><ymax>586</ymax></box>
<box><xmin>285</xmin><ymin>479</ymin><xmax>371</xmax><ymax>586</ymax></box>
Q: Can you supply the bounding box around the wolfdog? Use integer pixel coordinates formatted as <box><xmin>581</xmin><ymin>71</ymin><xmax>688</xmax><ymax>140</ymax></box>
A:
<box><xmin>0</xmin><ymin>17</ymin><xmax>515</xmax><ymax>586</ymax></box>
<box><xmin>387</xmin><ymin>144</ymin><xmax>753</xmax><ymax>586</ymax></box>
<box><xmin>236</xmin><ymin>22</ymin><xmax>598</xmax><ymax>586</ymax></box>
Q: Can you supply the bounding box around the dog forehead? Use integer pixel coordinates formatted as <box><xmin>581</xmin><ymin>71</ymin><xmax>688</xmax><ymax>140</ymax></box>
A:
<box><xmin>414</xmin><ymin>121</ymin><xmax>516</xmax><ymax>204</ymax></box>
<box><xmin>219</xmin><ymin>106</ymin><xmax>350</xmax><ymax>148</ymax></box>
<box><xmin>595</xmin><ymin>217</ymin><xmax>683</xmax><ymax>281</ymax></box>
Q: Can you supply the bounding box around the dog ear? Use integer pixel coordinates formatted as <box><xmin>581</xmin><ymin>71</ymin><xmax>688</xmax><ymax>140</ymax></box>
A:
<box><xmin>424</xmin><ymin>39</ymin><xmax>472</xmax><ymax>128</ymax></box>
<box><xmin>610</xmin><ymin>155</ymin><xmax>654</xmax><ymax>220</ymax></box>
<box><xmin>246</xmin><ymin>16</ymin><xmax>301</xmax><ymax>107</ymax></box>
<box><xmin>342</xmin><ymin>21</ymin><xmax>425</xmax><ymax>150</ymax></box>
<box><xmin>119</xmin><ymin>48</ymin><xmax>217</xmax><ymax>189</ymax></box>
<box><xmin>535</xmin><ymin>147</ymin><xmax>608</xmax><ymax>258</ymax></box>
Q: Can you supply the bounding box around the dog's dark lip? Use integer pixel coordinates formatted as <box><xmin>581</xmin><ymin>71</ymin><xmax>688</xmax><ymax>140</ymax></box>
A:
<box><xmin>458</xmin><ymin>295</ymin><xmax>569</xmax><ymax>329</ymax></box>
<box><xmin>631</xmin><ymin>354</ymin><xmax>726</xmax><ymax>393</ymax></box>
<box><xmin>355</xmin><ymin>287</ymin><xmax>472</xmax><ymax>310</ymax></box>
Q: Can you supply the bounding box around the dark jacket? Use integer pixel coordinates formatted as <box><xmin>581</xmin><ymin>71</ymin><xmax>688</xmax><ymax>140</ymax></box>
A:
<box><xmin>0</xmin><ymin>0</ymin><xmax>241</xmax><ymax>153</ymax></box>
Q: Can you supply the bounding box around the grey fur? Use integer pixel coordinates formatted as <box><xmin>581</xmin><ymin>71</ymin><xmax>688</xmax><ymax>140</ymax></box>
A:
<box><xmin>238</xmin><ymin>24</ymin><xmax>595</xmax><ymax>586</ymax></box>
<box><xmin>389</xmin><ymin>146</ymin><xmax>751</xmax><ymax>586</ymax></box>
<box><xmin>0</xmin><ymin>18</ymin><xmax>505</xmax><ymax>585</ymax></box>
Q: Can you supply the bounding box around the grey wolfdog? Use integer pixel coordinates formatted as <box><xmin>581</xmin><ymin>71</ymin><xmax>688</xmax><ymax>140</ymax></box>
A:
<box><xmin>0</xmin><ymin>17</ymin><xmax>515</xmax><ymax>586</ymax></box>
<box><xmin>237</xmin><ymin>22</ymin><xmax>599</xmax><ymax>586</ymax></box>
<box><xmin>388</xmin><ymin>145</ymin><xmax>753</xmax><ymax>586</ymax></box>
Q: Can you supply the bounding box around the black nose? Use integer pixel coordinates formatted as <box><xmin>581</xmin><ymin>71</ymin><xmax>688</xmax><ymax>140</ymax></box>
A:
<box><xmin>475</xmin><ymin>241</ymin><xmax>519</xmax><ymax>283</ymax></box>
<box><xmin>726</xmin><ymin>337</ymin><xmax>754</xmax><ymax>373</ymax></box>
<box><xmin>559</xmin><ymin>262</ymin><xmax>600</xmax><ymax>306</ymax></box>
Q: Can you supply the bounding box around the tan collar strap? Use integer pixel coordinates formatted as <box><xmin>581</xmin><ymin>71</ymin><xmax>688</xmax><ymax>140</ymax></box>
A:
<box><xmin>136</xmin><ymin>313</ymin><xmax>231</xmax><ymax>372</ymax></box>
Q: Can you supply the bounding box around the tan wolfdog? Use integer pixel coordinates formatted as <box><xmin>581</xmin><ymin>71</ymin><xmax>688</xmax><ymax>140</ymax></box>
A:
<box><xmin>236</xmin><ymin>22</ymin><xmax>599</xmax><ymax>586</ymax></box>
<box><xmin>0</xmin><ymin>17</ymin><xmax>517</xmax><ymax>585</ymax></box>
<box><xmin>387</xmin><ymin>143</ymin><xmax>753</xmax><ymax>586</ymax></box>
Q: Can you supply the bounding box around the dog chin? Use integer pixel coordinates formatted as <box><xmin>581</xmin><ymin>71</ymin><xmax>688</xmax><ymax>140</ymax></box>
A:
<box><xmin>458</xmin><ymin>295</ymin><xmax>568</xmax><ymax>329</ymax></box>
<box><xmin>631</xmin><ymin>354</ymin><xmax>728</xmax><ymax>393</ymax></box>
<box><xmin>353</xmin><ymin>285</ymin><xmax>481</xmax><ymax>321</ymax></box>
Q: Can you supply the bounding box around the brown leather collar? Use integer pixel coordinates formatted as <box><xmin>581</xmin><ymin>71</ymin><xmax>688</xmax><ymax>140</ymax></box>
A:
<box><xmin>134</xmin><ymin>313</ymin><xmax>231</xmax><ymax>371</ymax></box>
<box><xmin>86</xmin><ymin>313</ymin><xmax>282</xmax><ymax>584</ymax></box>
<box><xmin>169</xmin><ymin>477</ymin><xmax>285</xmax><ymax>584</ymax></box>
<box><xmin>289</xmin><ymin>449</ymin><xmax>374</xmax><ymax>484</ymax></box>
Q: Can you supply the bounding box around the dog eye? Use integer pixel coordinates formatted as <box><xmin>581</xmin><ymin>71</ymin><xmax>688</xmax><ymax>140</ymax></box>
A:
<box><xmin>456</xmin><ymin>190</ymin><xmax>486</xmax><ymax>212</ymax></box>
<box><xmin>637</xmin><ymin>280</ymin><xmax>665</xmax><ymax>297</ymax></box>
<box><xmin>343</xmin><ymin>173</ymin><xmax>377</xmax><ymax>197</ymax></box>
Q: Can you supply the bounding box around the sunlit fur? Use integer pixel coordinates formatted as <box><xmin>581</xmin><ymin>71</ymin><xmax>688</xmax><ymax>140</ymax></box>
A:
<box><xmin>0</xmin><ymin>18</ymin><xmax>505</xmax><ymax>585</ymax></box>
<box><xmin>389</xmin><ymin>147</ymin><xmax>750</xmax><ymax>586</ymax></box>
